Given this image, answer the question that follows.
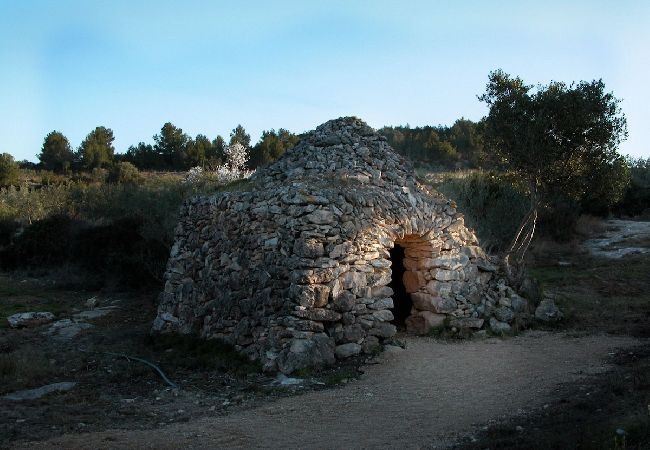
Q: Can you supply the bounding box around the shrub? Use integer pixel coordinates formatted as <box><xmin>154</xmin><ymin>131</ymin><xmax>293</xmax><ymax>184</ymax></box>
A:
<box><xmin>72</xmin><ymin>217</ymin><xmax>169</xmax><ymax>287</ymax></box>
<box><xmin>536</xmin><ymin>197</ymin><xmax>581</xmax><ymax>242</ymax></box>
<box><xmin>615</xmin><ymin>157</ymin><xmax>650</xmax><ymax>217</ymax></box>
<box><xmin>184</xmin><ymin>143</ymin><xmax>255</xmax><ymax>188</ymax></box>
<box><xmin>1</xmin><ymin>214</ymin><xmax>77</xmax><ymax>268</ymax></box>
<box><xmin>40</xmin><ymin>171</ymin><xmax>71</xmax><ymax>186</ymax></box>
<box><xmin>0</xmin><ymin>170</ymin><xmax>254</xmax><ymax>289</ymax></box>
<box><xmin>0</xmin><ymin>153</ymin><xmax>20</xmax><ymax>187</ymax></box>
<box><xmin>437</xmin><ymin>172</ymin><xmax>528</xmax><ymax>251</ymax></box>
<box><xmin>108</xmin><ymin>162</ymin><xmax>142</xmax><ymax>184</ymax></box>
<box><xmin>0</xmin><ymin>219</ymin><xmax>19</xmax><ymax>247</ymax></box>
<box><xmin>0</xmin><ymin>184</ymin><xmax>71</xmax><ymax>224</ymax></box>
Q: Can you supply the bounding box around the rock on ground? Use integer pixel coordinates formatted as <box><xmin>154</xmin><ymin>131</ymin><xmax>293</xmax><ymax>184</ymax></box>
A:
<box><xmin>7</xmin><ymin>312</ymin><xmax>55</xmax><ymax>328</ymax></box>
<box><xmin>2</xmin><ymin>382</ymin><xmax>77</xmax><ymax>401</ymax></box>
<box><xmin>535</xmin><ymin>299</ymin><xmax>564</xmax><ymax>322</ymax></box>
<box><xmin>45</xmin><ymin>319</ymin><xmax>94</xmax><ymax>341</ymax></box>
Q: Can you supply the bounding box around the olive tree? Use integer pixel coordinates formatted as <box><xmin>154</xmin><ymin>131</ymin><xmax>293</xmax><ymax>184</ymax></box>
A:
<box><xmin>479</xmin><ymin>70</ymin><xmax>628</xmax><ymax>269</ymax></box>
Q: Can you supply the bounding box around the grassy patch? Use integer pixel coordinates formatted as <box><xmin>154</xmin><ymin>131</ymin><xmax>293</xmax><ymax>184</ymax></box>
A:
<box><xmin>528</xmin><ymin>254</ymin><xmax>650</xmax><ymax>337</ymax></box>
<box><xmin>322</xmin><ymin>366</ymin><xmax>360</xmax><ymax>387</ymax></box>
<box><xmin>214</xmin><ymin>177</ymin><xmax>254</xmax><ymax>193</ymax></box>
<box><xmin>146</xmin><ymin>334</ymin><xmax>261</xmax><ymax>377</ymax></box>
<box><xmin>0</xmin><ymin>275</ymin><xmax>77</xmax><ymax>328</ymax></box>
<box><xmin>0</xmin><ymin>346</ymin><xmax>58</xmax><ymax>394</ymax></box>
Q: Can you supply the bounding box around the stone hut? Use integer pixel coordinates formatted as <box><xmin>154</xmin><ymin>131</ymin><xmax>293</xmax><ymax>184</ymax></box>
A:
<box><xmin>152</xmin><ymin>117</ymin><xmax>523</xmax><ymax>373</ymax></box>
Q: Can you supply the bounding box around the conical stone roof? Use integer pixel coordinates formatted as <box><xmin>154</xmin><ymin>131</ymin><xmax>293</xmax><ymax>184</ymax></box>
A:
<box><xmin>255</xmin><ymin>116</ymin><xmax>415</xmax><ymax>186</ymax></box>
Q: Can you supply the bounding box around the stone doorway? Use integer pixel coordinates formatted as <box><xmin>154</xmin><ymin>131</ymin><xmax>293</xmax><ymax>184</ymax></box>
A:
<box><xmin>387</xmin><ymin>243</ymin><xmax>412</xmax><ymax>326</ymax></box>
<box><xmin>388</xmin><ymin>235</ymin><xmax>441</xmax><ymax>332</ymax></box>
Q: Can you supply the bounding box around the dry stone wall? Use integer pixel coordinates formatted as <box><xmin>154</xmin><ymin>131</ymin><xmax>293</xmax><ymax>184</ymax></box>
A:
<box><xmin>152</xmin><ymin>117</ymin><xmax>528</xmax><ymax>374</ymax></box>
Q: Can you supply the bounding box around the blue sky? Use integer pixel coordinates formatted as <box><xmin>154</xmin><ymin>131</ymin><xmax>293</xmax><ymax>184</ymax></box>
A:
<box><xmin>1</xmin><ymin>0</ymin><xmax>648</xmax><ymax>161</ymax></box>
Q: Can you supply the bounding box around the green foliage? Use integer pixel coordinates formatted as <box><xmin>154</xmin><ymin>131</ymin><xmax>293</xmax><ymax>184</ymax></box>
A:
<box><xmin>448</xmin><ymin>118</ymin><xmax>485</xmax><ymax>166</ymax></box>
<box><xmin>3</xmin><ymin>214</ymin><xmax>76</xmax><ymax>266</ymax></box>
<box><xmin>616</xmin><ymin>157</ymin><xmax>650</xmax><ymax>216</ymax></box>
<box><xmin>249</xmin><ymin>128</ymin><xmax>299</xmax><ymax>168</ymax></box>
<box><xmin>72</xmin><ymin>216</ymin><xmax>169</xmax><ymax>286</ymax></box>
<box><xmin>0</xmin><ymin>172</ymin><xmax>256</xmax><ymax>287</ymax></box>
<box><xmin>478</xmin><ymin>70</ymin><xmax>629</xmax><ymax>264</ymax></box>
<box><xmin>185</xmin><ymin>134</ymin><xmax>210</xmax><ymax>168</ymax></box>
<box><xmin>108</xmin><ymin>161</ymin><xmax>142</xmax><ymax>184</ymax></box>
<box><xmin>122</xmin><ymin>142</ymin><xmax>159</xmax><ymax>169</ymax></box>
<box><xmin>40</xmin><ymin>171</ymin><xmax>71</xmax><ymax>186</ymax></box>
<box><xmin>17</xmin><ymin>160</ymin><xmax>38</xmax><ymax>170</ymax></box>
<box><xmin>0</xmin><ymin>153</ymin><xmax>20</xmax><ymax>187</ymax></box>
<box><xmin>229</xmin><ymin>124</ymin><xmax>251</xmax><ymax>147</ymax></box>
<box><xmin>536</xmin><ymin>196</ymin><xmax>582</xmax><ymax>241</ymax></box>
<box><xmin>0</xmin><ymin>184</ymin><xmax>71</xmax><ymax>224</ymax></box>
<box><xmin>480</xmin><ymin>70</ymin><xmax>628</xmax><ymax>209</ymax></box>
<box><xmin>0</xmin><ymin>182</ymin><xmax>186</xmax><ymax>286</ymax></box>
<box><xmin>381</xmin><ymin>119</ymin><xmax>483</xmax><ymax>168</ymax></box>
<box><xmin>579</xmin><ymin>155</ymin><xmax>630</xmax><ymax>215</ymax></box>
<box><xmin>210</xmin><ymin>135</ymin><xmax>226</xmax><ymax>165</ymax></box>
<box><xmin>38</xmin><ymin>131</ymin><xmax>74</xmax><ymax>173</ymax></box>
<box><xmin>381</xmin><ymin>125</ymin><xmax>458</xmax><ymax>166</ymax></box>
<box><xmin>79</xmin><ymin>126</ymin><xmax>115</xmax><ymax>169</ymax></box>
<box><xmin>123</xmin><ymin>126</ymin><xmax>226</xmax><ymax>171</ymax></box>
<box><xmin>154</xmin><ymin>122</ymin><xmax>190</xmax><ymax>170</ymax></box>
<box><xmin>437</xmin><ymin>172</ymin><xmax>529</xmax><ymax>250</ymax></box>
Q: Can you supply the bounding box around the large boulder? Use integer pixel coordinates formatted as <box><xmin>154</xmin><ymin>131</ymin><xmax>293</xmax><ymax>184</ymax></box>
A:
<box><xmin>535</xmin><ymin>299</ymin><xmax>564</xmax><ymax>322</ymax></box>
<box><xmin>489</xmin><ymin>317</ymin><xmax>512</xmax><ymax>334</ymax></box>
<box><xmin>276</xmin><ymin>334</ymin><xmax>335</xmax><ymax>374</ymax></box>
<box><xmin>405</xmin><ymin>311</ymin><xmax>446</xmax><ymax>335</ymax></box>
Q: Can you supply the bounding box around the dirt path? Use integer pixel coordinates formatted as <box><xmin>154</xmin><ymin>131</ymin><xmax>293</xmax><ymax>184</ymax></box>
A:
<box><xmin>14</xmin><ymin>331</ymin><xmax>642</xmax><ymax>450</ymax></box>
<box><xmin>584</xmin><ymin>219</ymin><xmax>650</xmax><ymax>258</ymax></box>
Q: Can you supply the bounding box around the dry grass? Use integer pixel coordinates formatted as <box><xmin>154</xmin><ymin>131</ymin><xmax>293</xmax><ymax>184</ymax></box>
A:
<box><xmin>528</xmin><ymin>251</ymin><xmax>650</xmax><ymax>337</ymax></box>
<box><xmin>0</xmin><ymin>274</ymin><xmax>80</xmax><ymax>328</ymax></box>
<box><xmin>574</xmin><ymin>214</ymin><xmax>608</xmax><ymax>237</ymax></box>
<box><xmin>0</xmin><ymin>346</ymin><xmax>57</xmax><ymax>394</ymax></box>
<box><xmin>527</xmin><ymin>237</ymin><xmax>584</xmax><ymax>266</ymax></box>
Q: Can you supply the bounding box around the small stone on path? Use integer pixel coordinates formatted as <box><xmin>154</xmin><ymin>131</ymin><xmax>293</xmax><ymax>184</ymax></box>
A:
<box><xmin>1</xmin><ymin>382</ymin><xmax>77</xmax><ymax>401</ymax></box>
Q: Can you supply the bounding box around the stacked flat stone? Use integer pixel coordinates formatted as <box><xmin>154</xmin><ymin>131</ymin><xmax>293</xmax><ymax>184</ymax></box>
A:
<box><xmin>152</xmin><ymin>117</ymin><xmax>528</xmax><ymax>374</ymax></box>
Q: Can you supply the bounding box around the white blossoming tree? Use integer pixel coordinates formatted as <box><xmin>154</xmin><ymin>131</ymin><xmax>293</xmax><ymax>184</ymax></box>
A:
<box><xmin>184</xmin><ymin>142</ymin><xmax>253</xmax><ymax>186</ymax></box>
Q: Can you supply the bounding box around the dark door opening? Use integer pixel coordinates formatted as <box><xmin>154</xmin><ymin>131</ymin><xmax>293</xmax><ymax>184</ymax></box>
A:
<box><xmin>388</xmin><ymin>244</ymin><xmax>412</xmax><ymax>326</ymax></box>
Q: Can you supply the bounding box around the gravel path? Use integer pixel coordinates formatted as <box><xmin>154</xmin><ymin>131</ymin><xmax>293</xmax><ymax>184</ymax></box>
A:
<box><xmin>14</xmin><ymin>331</ymin><xmax>642</xmax><ymax>450</ymax></box>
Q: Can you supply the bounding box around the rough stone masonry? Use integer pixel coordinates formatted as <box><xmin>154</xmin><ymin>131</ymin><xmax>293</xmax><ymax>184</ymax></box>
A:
<box><xmin>152</xmin><ymin>117</ymin><xmax>530</xmax><ymax>373</ymax></box>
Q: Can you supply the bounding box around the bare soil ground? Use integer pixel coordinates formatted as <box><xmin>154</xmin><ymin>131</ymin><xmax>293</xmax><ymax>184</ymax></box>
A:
<box><xmin>2</xmin><ymin>220</ymin><xmax>650</xmax><ymax>449</ymax></box>
<box><xmin>10</xmin><ymin>333</ymin><xmax>644</xmax><ymax>450</ymax></box>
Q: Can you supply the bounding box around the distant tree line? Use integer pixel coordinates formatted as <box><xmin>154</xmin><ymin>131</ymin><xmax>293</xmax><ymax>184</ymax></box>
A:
<box><xmin>28</xmin><ymin>123</ymin><xmax>301</xmax><ymax>174</ymax></box>
<box><xmin>25</xmin><ymin>117</ymin><xmax>490</xmax><ymax>176</ymax></box>
<box><xmin>380</xmin><ymin>119</ymin><xmax>484</xmax><ymax>168</ymax></box>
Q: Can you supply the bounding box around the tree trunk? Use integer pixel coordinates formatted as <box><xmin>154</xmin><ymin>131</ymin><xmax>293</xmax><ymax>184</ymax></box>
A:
<box><xmin>504</xmin><ymin>181</ymin><xmax>539</xmax><ymax>281</ymax></box>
